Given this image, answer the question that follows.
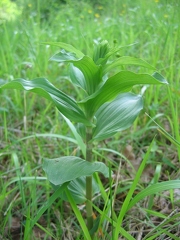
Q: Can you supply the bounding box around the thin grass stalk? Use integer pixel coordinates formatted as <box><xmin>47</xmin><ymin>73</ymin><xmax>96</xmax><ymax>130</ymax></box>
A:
<box><xmin>3</xmin><ymin>111</ymin><xmax>8</xmax><ymax>142</ymax></box>
<box><xmin>167</xmin><ymin>87</ymin><xmax>180</xmax><ymax>160</ymax></box>
<box><xmin>86</xmin><ymin>127</ymin><xmax>93</xmax><ymax>231</ymax></box>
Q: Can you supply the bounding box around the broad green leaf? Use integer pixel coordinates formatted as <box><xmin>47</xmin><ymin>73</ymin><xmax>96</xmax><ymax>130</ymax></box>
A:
<box><xmin>52</xmin><ymin>176</ymin><xmax>99</xmax><ymax>204</ymax></box>
<box><xmin>51</xmin><ymin>55</ymin><xmax>102</xmax><ymax>95</ymax></box>
<box><xmin>69</xmin><ymin>64</ymin><xmax>87</xmax><ymax>91</ymax></box>
<box><xmin>103</xmin><ymin>56</ymin><xmax>156</xmax><ymax>75</ymax></box>
<box><xmin>50</xmin><ymin>49</ymin><xmax>79</xmax><ymax>61</ymax></box>
<box><xmin>1</xmin><ymin>78</ymin><xmax>91</xmax><ymax>126</ymax></box>
<box><xmin>92</xmin><ymin>93</ymin><xmax>143</xmax><ymax>141</ymax></box>
<box><xmin>42</xmin><ymin>41</ymin><xmax>84</xmax><ymax>58</ymax></box>
<box><xmin>79</xmin><ymin>71</ymin><xmax>168</xmax><ymax>118</ymax></box>
<box><xmin>43</xmin><ymin>156</ymin><xmax>109</xmax><ymax>186</ymax></box>
<box><xmin>72</xmin><ymin>56</ymin><xmax>102</xmax><ymax>95</ymax></box>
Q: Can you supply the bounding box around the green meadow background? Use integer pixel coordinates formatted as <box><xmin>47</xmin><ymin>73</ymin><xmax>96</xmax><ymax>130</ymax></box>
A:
<box><xmin>0</xmin><ymin>0</ymin><xmax>180</xmax><ymax>239</ymax></box>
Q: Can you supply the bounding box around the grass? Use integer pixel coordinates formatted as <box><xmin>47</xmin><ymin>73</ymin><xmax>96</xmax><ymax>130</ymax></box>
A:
<box><xmin>0</xmin><ymin>0</ymin><xmax>180</xmax><ymax>239</ymax></box>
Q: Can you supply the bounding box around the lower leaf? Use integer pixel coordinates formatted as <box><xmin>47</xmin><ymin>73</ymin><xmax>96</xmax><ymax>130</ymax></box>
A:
<box><xmin>43</xmin><ymin>156</ymin><xmax>109</xmax><ymax>186</ymax></box>
<box><xmin>52</xmin><ymin>176</ymin><xmax>99</xmax><ymax>204</ymax></box>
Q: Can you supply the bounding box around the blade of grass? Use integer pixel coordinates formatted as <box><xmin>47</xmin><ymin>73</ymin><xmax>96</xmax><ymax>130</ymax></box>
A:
<box><xmin>30</xmin><ymin>182</ymin><xmax>68</xmax><ymax>229</ymax></box>
<box><xmin>24</xmin><ymin>206</ymin><xmax>31</xmax><ymax>240</ymax></box>
<box><xmin>145</xmin><ymin>211</ymin><xmax>180</xmax><ymax>239</ymax></box>
<box><xmin>127</xmin><ymin>180</ymin><xmax>180</xmax><ymax>211</ymax></box>
<box><xmin>32</xmin><ymin>221</ymin><xmax>57</xmax><ymax>239</ymax></box>
<box><xmin>18</xmin><ymin>133</ymin><xmax>78</xmax><ymax>145</ymax></box>
<box><xmin>167</xmin><ymin>85</ymin><xmax>180</xmax><ymax>159</ymax></box>
<box><xmin>12</xmin><ymin>153</ymin><xmax>26</xmax><ymax>208</ymax></box>
<box><xmin>6</xmin><ymin>176</ymin><xmax>47</xmax><ymax>187</ymax></box>
<box><xmin>92</xmin><ymin>203</ymin><xmax>136</xmax><ymax>240</ymax></box>
<box><xmin>114</xmin><ymin>138</ymin><xmax>154</xmax><ymax>239</ymax></box>
<box><xmin>65</xmin><ymin>188</ymin><xmax>91</xmax><ymax>240</ymax></box>
<box><xmin>145</xmin><ymin>112</ymin><xmax>180</xmax><ymax>148</ymax></box>
<box><xmin>147</xmin><ymin>164</ymin><xmax>161</xmax><ymax>210</ymax></box>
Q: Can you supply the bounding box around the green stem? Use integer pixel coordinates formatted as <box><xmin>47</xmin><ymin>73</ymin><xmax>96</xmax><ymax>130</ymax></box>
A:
<box><xmin>86</xmin><ymin>127</ymin><xmax>93</xmax><ymax>231</ymax></box>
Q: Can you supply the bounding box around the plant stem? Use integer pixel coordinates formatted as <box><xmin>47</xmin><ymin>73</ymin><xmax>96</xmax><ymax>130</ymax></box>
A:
<box><xmin>86</xmin><ymin>176</ymin><xmax>93</xmax><ymax>229</ymax></box>
<box><xmin>86</xmin><ymin>127</ymin><xmax>93</xmax><ymax>231</ymax></box>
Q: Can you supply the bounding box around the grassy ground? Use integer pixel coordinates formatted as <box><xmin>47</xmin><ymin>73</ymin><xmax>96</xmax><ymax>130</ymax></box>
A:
<box><xmin>0</xmin><ymin>0</ymin><xmax>180</xmax><ymax>239</ymax></box>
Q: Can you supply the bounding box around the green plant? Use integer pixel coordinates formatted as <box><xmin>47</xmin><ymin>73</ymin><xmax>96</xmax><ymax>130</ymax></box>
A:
<box><xmin>0</xmin><ymin>40</ymin><xmax>167</xmax><ymax>238</ymax></box>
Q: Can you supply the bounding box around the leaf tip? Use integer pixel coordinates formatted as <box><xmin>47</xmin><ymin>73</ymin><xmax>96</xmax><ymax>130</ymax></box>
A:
<box><xmin>152</xmin><ymin>72</ymin><xmax>168</xmax><ymax>84</ymax></box>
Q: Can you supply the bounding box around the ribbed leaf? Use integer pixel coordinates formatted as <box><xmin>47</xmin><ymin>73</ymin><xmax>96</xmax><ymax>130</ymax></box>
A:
<box><xmin>1</xmin><ymin>78</ymin><xmax>91</xmax><ymax>125</ymax></box>
<box><xmin>50</xmin><ymin>49</ymin><xmax>79</xmax><ymax>61</ymax></box>
<box><xmin>55</xmin><ymin>176</ymin><xmax>99</xmax><ymax>204</ymax></box>
<box><xmin>80</xmin><ymin>71</ymin><xmax>168</xmax><ymax>118</ymax></box>
<box><xmin>51</xmin><ymin>55</ymin><xmax>102</xmax><ymax>95</ymax></box>
<box><xmin>69</xmin><ymin>64</ymin><xmax>87</xmax><ymax>91</ymax></box>
<box><xmin>72</xmin><ymin>56</ymin><xmax>102</xmax><ymax>95</ymax></box>
<box><xmin>103</xmin><ymin>56</ymin><xmax>156</xmax><ymax>74</ymax></box>
<box><xmin>43</xmin><ymin>156</ymin><xmax>109</xmax><ymax>186</ymax></box>
<box><xmin>92</xmin><ymin>93</ymin><xmax>143</xmax><ymax>141</ymax></box>
<box><xmin>42</xmin><ymin>41</ymin><xmax>84</xmax><ymax>58</ymax></box>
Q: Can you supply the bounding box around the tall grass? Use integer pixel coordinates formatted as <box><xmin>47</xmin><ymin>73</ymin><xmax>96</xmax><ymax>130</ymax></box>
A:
<box><xmin>0</xmin><ymin>0</ymin><xmax>180</xmax><ymax>239</ymax></box>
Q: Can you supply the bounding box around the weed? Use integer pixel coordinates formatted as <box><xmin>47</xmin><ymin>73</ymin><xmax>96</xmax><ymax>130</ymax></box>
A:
<box><xmin>1</xmin><ymin>39</ymin><xmax>167</xmax><ymax>238</ymax></box>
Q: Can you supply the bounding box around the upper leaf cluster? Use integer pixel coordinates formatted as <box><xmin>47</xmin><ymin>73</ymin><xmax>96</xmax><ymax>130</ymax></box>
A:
<box><xmin>1</xmin><ymin>40</ymin><xmax>168</xmax><ymax>142</ymax></box>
